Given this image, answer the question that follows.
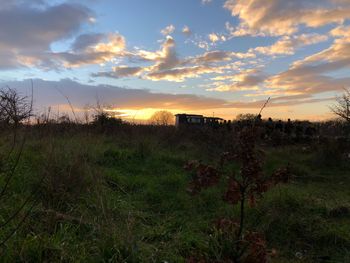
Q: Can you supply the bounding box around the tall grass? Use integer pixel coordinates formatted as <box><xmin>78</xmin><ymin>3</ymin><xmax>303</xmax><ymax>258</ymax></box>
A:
<box><xmin>0</xmin><ymin>121</ymin><xmax>349</xmax><ymax>262</ymax></box>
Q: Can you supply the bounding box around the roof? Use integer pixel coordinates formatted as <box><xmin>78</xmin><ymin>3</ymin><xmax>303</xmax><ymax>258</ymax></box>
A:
<box><xmin>175</xmin><ymin>113</ymin><xmax>203</xmax><ymax>117</ymax></box>
<box><xmin>175</xmin><ymin>113</ymin><xmax>224</xmax><ymax>120</ymax></box>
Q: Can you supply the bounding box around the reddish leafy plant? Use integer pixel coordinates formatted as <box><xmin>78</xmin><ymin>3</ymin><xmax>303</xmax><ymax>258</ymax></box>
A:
<box><xmin>184</xmin><ymin>126</ymin><xmax>291</xmax><ymax>263</ymax></box>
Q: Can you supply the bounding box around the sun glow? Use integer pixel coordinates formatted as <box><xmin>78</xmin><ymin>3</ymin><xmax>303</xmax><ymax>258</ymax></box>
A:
<box><xmin>104</xmin><ymin>108</ymin><xmax>179</xmax><ymax>121</ymax></box>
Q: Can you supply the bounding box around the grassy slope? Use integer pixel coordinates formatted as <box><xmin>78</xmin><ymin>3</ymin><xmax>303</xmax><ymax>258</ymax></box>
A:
<box><xmin>0</xmin><ymin>128</ymin><xmax>349</xmax><ymax>262</ymax></box>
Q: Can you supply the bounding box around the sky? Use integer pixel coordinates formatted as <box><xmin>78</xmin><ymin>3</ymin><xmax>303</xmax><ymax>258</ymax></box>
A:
<box><xmin>0</xmin><ymin>0</ymin><xmax>350</xmax><ymax>121</ymax></box>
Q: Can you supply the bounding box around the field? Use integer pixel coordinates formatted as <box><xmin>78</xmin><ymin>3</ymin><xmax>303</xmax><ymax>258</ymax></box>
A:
<box><xmin>0</xmin><ymin>124</ymin><xmax>349</xmax><ymax>262</ymax></box>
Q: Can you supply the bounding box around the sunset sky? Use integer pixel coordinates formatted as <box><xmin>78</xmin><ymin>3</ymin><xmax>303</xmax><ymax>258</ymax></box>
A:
<box><xmin>1</xmin><ymin>0</ymin><xmax>350</xmax><ymax>121</ymax></box>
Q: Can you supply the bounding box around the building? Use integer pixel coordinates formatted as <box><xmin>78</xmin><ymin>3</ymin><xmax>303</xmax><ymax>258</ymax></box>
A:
<box><xmin>175</xmin><ymin>113</ymin><xmax>224</xmax><ymax>127</ymax></box>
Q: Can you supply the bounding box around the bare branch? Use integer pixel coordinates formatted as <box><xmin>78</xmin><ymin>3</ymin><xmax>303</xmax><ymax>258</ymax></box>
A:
<box><xmin>330</xmin><ymin>88</ymin><xmax>350</xmax><ymax>122</ymax></box>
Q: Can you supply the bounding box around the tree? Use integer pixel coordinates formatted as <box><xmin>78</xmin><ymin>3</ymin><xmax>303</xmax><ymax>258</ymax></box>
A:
<box><xmin>90</xmin><ymin>100</ymin><xmax>122</xmax><ymax>128</ymax></box>
<box><xmin>0</xmin><ymin>85</ymin><xmax>37</xmax><ymax>246</ymax></box>
<box><xmin>92</xmin><ymin>111</ymin><xmax>123</xmax><ymax>127</ymax></box>
<box><xmin>0</xmin><ymin>87</ymin><xmax>32</xmax><ymax>126</ymax></box>
<box><xmin>236</xmin><ymin>113</ymin><xmax>257</xmax><ymax>121</ymax></box>
<box><xmin>330</xmin><ymin>88</ymin><xmax>350</xmax><ymax>122</ymax></box>
<box><xmin>149</xmin><ymin>110</ymin><xmax>174</xmax><ymax>126</ymax></box>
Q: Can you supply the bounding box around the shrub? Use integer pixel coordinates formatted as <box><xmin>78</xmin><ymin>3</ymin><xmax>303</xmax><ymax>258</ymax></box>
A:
<box><xmin>185</xmin><ymin>127</ymin><xmax>291</xmax><ymax>262</ymax></box>
<box><xmin>92</xmin><ymin>111</ymin><xmax>123</xmax><ymax>132</ymax></box>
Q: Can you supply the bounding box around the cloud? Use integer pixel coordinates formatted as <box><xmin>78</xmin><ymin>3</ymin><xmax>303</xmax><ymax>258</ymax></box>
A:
<box><xmin>213</xmin><ymin>28</ymin><xmax>350</xmax><ymax>98</ymax></box>
<box><xmin>0</xmin><ymin>0</ymin><xmax>46</xmax><ymax>10</ymax></box>
<box><xmin>93</xmin><ymin>37</ymin><xmax>182</xmax><ymax>81</ymax></box>
<box><xmin>208</xmin><ymin>33</ymin><xmax>227</xmax><ymax>45</ymax></box>
<box><xmin>161</xmin><ymin>24</ymin><xmax>175</xmax><ymax>36</ymax></box>
<box><xmin>224</xmin><ymin>0</ymin><xmax>350</xmax><ymax>36</ymax></box>
<box><xmin>188</xmin><ymin>51</ymin><xmax>233</xmax><ymax>64</ymax></box>
<box><xmin>208</xmin><ymin>33</ymin><xmax>220</xmax><ymax>43</ymax></box>
<box><xmin>95</xmin><ymin>36</ymin><xmax>253</xmax><ymax>82</ymax></box>
<box><xmin>92</xmin><ymin>66</ymin><xmax>143</xmax><ymax>79</ymax></box>
<box><xmin>71</xmin><ymin>33</ymin><xmax>106</xmax><ymax>51</ymax></box>
<box><xmin>330</xmin><ymin>25</ymin><xmax>350</xmax><ymax>37</ymax></box>
<box><xmin>139</xmin><ymin>40</ymin><xmax>255</xmax><ymax>82</ymax></box>
<box><xmin>1</xmin><ymin>79</ymin><xmax>330</xmax><ymax>115</ymax></box>
<box><xmin>0</xmin><ymin>2</ymin><xmax>129</xmax><ymax>70</ymax></box>
<box><xmin>207</xmin><ymin>69</ymin><xmax>267</xmax><ymax>91</ymax></box>
<box><xmin>149</xmin><ymin>37</ymin><xmax>180</xmax><ymax>71</ymax></box>
<box><xmin>0</xmin><ymin>1</ymin><xmax>93</xmax><ymax>69</ymax></box>
<box><xmin>192</xmin><ymin>39</ymin><xmax>210</xmax><ymax>50</ymax></box>
<box><xmin>265</xmin><ymin>34</ymin><xmax>350</xmax><ymax>95</ymax></box>
<box><xmin>0</xmin><ymin>78</ymin><xmax>246</xmax><ymax>111</ymax></box>
<box><xmin>146</xmin><ymin>65</ymin><xmax>223</xmax><ymax>82</ymax></box>
<box><xmin>201</xmin><ymin>0</ymin><xmax>212</xmax><ymax>5</ymax></box>
<box><xmin>187</xmin><ymin>50</ymin><xmax>255</xmax><ymax>65</ymax></box>
<box><xmin>182</xmin><ymin>25</ymin><xmax>192</xmax><ymax>36</ymax></box>
<box><xmin>19</xmin><ymin>33</ymin><xmax>128</xmax><ymax>69</ymax></box>
<box><xmin>254</xmin><ymin>33</ymin><xmax>328</xmax><ymax>56</ymax></box>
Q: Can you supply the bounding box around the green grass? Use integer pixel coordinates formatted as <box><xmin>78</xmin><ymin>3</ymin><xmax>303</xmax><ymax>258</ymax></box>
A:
<box><xmin>0</xmin><ymin>127</ymin><xmax>349</xmax><ymax>262</ymax></box>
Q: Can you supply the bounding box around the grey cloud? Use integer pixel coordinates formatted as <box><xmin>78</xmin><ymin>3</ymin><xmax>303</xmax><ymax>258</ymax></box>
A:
<box><xmin>152</xmin><ymin>37</ymin><xmax>180</xmax><ymax>72</ymax></box>
<box><xmin>0</xmin><ymin>51</ymin><xmax>21</xmax><ymax>69</ymax></box>
<box><xmin>0</xmin><ymin>2</ymin><xmax>92</xmax><ymax>69</ymax></box>
<box><xmin>0</xmin><ymin>79</ymin><xmax>332</xmax><ymax>112</ymax></box>
<box><xmin>0</xmin><ymin>0</ymin><xmax>46</xmax><ymax>9</ymax></box>
<box><xmin>0</xmin><ymin>78</ymin><xmax>233</xmax><ymax>111</ymax></box>
<box><xmin>187</xmin><ymin>51</ymin><xmax>233</xmax><ymax>64</ymax></box>
<box><xmin>0</xmin><ymin>3</ymin><xmax>92</xmax><ymax>50</ymax></box>
<box><xmin>92</xmin><ymin>66</ymin><xmax>143</xmax><ymax>79</ymax></box>
<box><xmin>146</xmin><ymin>66</ymin><xmax>223</xmax><ymax>82</ymax></box>
<box><xmin>71</xmin><ymin>33</ymin><xmax>105</xmax><ymax>51</ymax></box>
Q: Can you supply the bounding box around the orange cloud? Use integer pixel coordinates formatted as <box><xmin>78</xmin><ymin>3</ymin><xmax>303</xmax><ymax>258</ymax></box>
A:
<box><xmin>18</xmin><ymin>32</ymin><xmax>129</xmax><ymax>69</ymax></box>
<box><xmin>254</xmin><ymin>34</ymin><xmax>328</xmax><ymax>56</ymax></box>
<box><xmin>224</xmin><ymin>0</ymin><xmax>350</xmax><ymax>36</ymax></box>
<box><xmin>207</xmin><ymin>69</ymin><xmax>266</xmax><ymax>91</ymax></box>
<box><xmin>182</xmin><ymin>25</ymin><xmax>192</xmax><ymax>36</ymax></box>
<box><xmin>93</xmin><ymin>36</ymin><xmax>255</xmax><ymax>82</ymax></box>
<box><xmin>265</xmin><ymin>34</ymin><xmax>350</xmax><ymax>96</ymax></box>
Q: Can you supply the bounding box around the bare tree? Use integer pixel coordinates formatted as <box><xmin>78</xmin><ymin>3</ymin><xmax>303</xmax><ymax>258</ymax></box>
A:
<box><xmin>149</xmin><ymin>110</ymin><xmax>174</xmax><ymax>126</ymax></box>
<box><xmin>0</xmin><ymin>83</ymin><xmax>40</xmax><ymax>246</ymax></box>
<box><xmin>0</xmin><ymin>87</ymin><xmax>32</xmax><ymax>126</ymax></box>
<box><xmin>330</xmin><ymin>88</ymin><xmax>350</xmax><ymax>122</ymax></box>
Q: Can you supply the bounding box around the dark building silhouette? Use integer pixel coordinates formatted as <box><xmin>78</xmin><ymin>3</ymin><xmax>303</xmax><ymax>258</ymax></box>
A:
<box><xmin>175</xmin><ymin>113</ymin><xmax>224</xmax><ymax>127</ymax></box>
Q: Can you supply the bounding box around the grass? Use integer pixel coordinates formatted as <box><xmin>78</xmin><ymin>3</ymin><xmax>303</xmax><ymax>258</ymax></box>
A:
<box><xmin>0</xmin><ymin>126</ymin><xmax>349</xmax><ymax>262</ymax></box>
